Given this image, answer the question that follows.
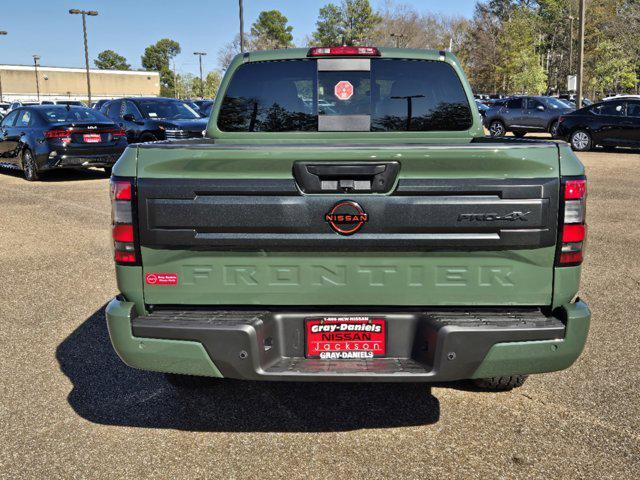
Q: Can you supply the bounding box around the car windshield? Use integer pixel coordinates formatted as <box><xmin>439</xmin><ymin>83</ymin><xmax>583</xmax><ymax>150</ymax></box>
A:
<box><xmin>200</xmin><ymin>104</ymin><xmax>213</xmax><ymax>117</ymax></box>
<box><xmin>40</xmin><ymin>106</ymin><xmax>111</xmax><ymax>123</ymax></box>
<box><xmin>136</xmin><ymin>100</ymin><xmax>200</xmax><ymax>120</ymax></box>
<box><xmin>542</xmin><ymin>97</ymin><xmax>570</xmax><ymax>109</ymax></box>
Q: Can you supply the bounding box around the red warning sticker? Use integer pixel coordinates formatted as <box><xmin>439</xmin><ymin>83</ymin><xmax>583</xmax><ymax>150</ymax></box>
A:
<box><xmin>334</xmin><ymin>80</ymin><xmax>354</xmax><ymax>100</ymax></box>
<box><xmin>145</xmin><ymin>273</ymin><xmax>178</xmax><ymax>285</ymax></box>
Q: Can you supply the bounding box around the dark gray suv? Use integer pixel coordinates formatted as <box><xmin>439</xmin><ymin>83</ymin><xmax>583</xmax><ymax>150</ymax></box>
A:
<box><xmin>484</xmin><ymin>96</ymin><xmax>574</xmax><ymax>137</ymax></box>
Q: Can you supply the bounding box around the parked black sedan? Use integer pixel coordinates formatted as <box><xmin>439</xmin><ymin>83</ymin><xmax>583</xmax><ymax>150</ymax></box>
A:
<box><xmin>556</xmin><ymin>99</ymin><xmax>640</xmax><ymax>151</ymax></box>
<box><xmin>0</xmin><ymin>105</ymin><xmax>127</xmax><ymax>181</ymax></box>
<box><xmin>101</xmin><ymin>97</ymin><xmax>208</xmax><ymax>143</ymax></box>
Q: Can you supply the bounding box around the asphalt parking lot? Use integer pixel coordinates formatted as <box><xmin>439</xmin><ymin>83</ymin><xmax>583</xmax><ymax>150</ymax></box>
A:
<box><xmin>1</xmin><ymin>149</ymin><xmax>639</xmax><ymax>479</ymax></box>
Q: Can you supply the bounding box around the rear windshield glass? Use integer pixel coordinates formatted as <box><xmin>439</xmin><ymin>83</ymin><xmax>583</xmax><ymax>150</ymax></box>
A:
<box><xmin>136</xmin><ymin>100</ymin><xmax>200</xmax><ymax>120</ymax></box>
<box><xmin>218</xmin><ymin>60</ymin><xmax>317</xmax><ymax>132</ymax></box>
<box><xmin>40</xmin><ymin>107</ymin><xmax>111</xmax><ymax>124</ymax></box>
<box><xmin>218</xmin><ymin>58</ymin><xmax>472</xmax><ymax>132</ymax></box>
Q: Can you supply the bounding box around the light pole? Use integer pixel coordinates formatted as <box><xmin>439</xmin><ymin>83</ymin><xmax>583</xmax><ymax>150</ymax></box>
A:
<box><xmin>193</xmin><ymin>52</ymin><xmax>207</xmax><ymax>99</ymax></box>
<box><xmin>239</xmin><ymin>0</ymin><xmax>245</xmax><ymax>53</ymax></box>
<box><xmin>172</xmin><ymin>60</ymin><xmax>178</xmax><ymax>99</ymax></box>
<box><xmin>69</xmin><ymin>9</ymin><xmax>98</xmax><ymax>105</ymax></box>
<box><xmin>576</xmin><ymin>0</ymin><xmax>586</xmax><ymax>108</ymax></box>
<box><xmin>568</xmin><ymin>15</ymin><xmax>575</xmax><ymax>74</ymax></box>
<box><xmin>33</xmin><ymin>55</ymin><xmax>41</xmax><ymax>102</ymax></box>
<box><xmin>0</xmin><ymin>31</ymin><xmax>6</xmax><ymax>103</ymax></box>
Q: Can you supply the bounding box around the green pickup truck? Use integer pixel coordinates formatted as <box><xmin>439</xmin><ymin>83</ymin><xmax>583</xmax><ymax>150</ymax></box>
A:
<box><xmin>106</xmin><ymin>46</ymin><xmax>590</xmax><ymax>390</ymax></box>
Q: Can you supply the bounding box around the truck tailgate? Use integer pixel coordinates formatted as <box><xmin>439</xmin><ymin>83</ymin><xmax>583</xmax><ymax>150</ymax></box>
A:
<box><xmin>135</xmin><ymin>141</ymin><xmax>560</xmax><ymax>307</ymax></box>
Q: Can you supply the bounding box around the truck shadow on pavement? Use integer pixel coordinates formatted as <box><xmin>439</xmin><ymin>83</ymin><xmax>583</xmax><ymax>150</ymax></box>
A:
<box><xmin>0</xmin><ymin>165</ymin><xmax>109</xmax><ymax>182</ymax></box>
<box><xmin>56</xmin><ymin>305</ymin><xmax>441</xmax><ymax>432</ymax></box>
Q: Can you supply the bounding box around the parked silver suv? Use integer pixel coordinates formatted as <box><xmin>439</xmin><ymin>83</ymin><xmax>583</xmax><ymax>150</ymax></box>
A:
<box><xmin>484</xmin><ymin>96</ymin><xmax>574</xmax><ymax>137</ymax></box>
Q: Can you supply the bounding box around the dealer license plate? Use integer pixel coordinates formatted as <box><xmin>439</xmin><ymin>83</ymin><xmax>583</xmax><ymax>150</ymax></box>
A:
<box><xmin>305</xmin><ymin>316</ymin><xmax>386</xmax><ymax>360</ymax></box>
<box><xmin>83</xmin><ymin>134</ymin><xmax>102</xmax><ymax>143</ymax></box>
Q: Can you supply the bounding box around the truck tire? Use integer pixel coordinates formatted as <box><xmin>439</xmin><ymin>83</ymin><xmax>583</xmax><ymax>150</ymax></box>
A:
<box><xmin>489</xmin><ymin>120</ymin><xmax>506</xmax><ymax>137</ymax></box>
<box><xmin>21</xmin><ymin>149</ymin><xmax>40</xmax><ymax>182</ymax></box>
<box><xmin>473</xmin><ymin>375</ymin><xmax>528</xmax><ymax>391</ymax></box>
<box><xmin>164</xmin><ymin>372</ymin><xmax>215</xmax><ymax>388</ymax></box>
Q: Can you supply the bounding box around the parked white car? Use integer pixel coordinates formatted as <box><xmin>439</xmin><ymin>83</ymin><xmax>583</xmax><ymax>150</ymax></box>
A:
<box><xmin>603</xmin><ymin>94</ymin><xmax>640</xmax><ymax>102</ymax></box>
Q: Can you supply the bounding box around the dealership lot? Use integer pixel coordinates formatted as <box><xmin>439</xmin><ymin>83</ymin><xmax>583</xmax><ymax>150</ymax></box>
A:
<box><xmin>0</xmin><ymin>150</ymin><xmax>639</xmax><ymax>479</ymax></box>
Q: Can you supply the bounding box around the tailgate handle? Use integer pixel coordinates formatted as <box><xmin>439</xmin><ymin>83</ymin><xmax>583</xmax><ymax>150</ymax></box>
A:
<box><xmin>294</xmin><ymin>161</ymin><xmax>400</xmax><ymax>194</ymax></box>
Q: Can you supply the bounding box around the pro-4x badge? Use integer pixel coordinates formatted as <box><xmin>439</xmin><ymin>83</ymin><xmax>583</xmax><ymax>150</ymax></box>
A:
<box><xmin>457</xmin><ymin>211</ymin><xmax>531</xmax><ymax>222</ymax></box>
<box><xmin>324</xmin><ymin>201</ymin><xmax>368</xmax><ymax>235</ymax></box>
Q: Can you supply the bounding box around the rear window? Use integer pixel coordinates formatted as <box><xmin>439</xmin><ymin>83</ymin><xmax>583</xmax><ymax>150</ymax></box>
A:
<box><xmin>591</xmin><ymin>102</ymin><xmax>625</xmax><ymax>116</ymax></box>
<box><xmin>506</xmin><ymin>98</ymin><xmax>523</xmax><ymax>109</ymax></box>
<box><xmin>40</xmin><ymin>106</ymin><xmax>110</xmax><ymax>124</ymax></box>
<box><xmin>627</xmin><ymin>102</ymin><xmax>640</xmax><ymax>117</ymax></box>
<box><xmin>217</xmin><ymin>58</ymin><xmax>472</xmax><ymax>132</ymax></box>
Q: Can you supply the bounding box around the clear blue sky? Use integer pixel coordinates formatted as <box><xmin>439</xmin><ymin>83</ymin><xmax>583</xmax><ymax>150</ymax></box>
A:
<box><xmin>0</xmin><ymin>1</ymin><xmax>477</xmax><ymax>75</ymax></box>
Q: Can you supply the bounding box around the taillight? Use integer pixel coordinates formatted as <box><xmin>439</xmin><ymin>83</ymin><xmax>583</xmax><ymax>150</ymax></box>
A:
<box><xmin>44</xmin><ymin>128</ymin><xmax>71</xmax><ymax>143</ymax></box>
<box><xmin>110</xmin><ymin>177</ymin><xmax>138</xmax><ymax>265</ymax></box>
<box><xmin>105</xmin><ymin>128</ymin><xmax>126</xmax><ymax>138</ymax></box>
<box><xmin>557</xmin><ymin>177</ymin><xmax>587</xmax><ymax>266</ymax></box>
<box><xmin>307</xmin><ymin>46</ymin><xmax>381</xmax><ymax>57</ymax></box>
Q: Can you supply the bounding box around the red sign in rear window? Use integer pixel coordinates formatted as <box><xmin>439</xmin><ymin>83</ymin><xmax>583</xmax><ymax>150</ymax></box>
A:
<box><xmin>306</xmin><ymin>316</ymin><xmax>386</xmax><ymax>360</ymax></box>
<box><xmin>334</xmin><ymin>80</ymin><xmax>354</xmax><ymax>100</ymax></box>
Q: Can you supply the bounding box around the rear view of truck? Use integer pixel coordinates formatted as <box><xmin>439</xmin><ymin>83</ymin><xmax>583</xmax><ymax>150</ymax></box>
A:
<box><xmin>106</xmin><ymin>47</ymin><xmax>590</xmax><ymax>390</ymax></box>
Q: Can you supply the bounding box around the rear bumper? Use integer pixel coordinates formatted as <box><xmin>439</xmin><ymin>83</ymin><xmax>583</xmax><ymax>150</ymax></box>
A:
<box><xmin>555</xmin><ymin>124</ymin><xmax>572</xmax><ymax>142</ymax></box>
<box><xmin>106</xmin><ymin>299</ymin><xmax>590</xmax><ymax>382</ymax></box>
<box><xmin>38</xmin><ymin>150</ymin><xmax>124</xmax><ymax>169</ymax></box>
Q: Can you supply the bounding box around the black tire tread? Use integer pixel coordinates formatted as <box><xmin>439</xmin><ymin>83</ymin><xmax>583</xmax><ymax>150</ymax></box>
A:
<box><xmin>164</xmin><ymin>372</ymin><xmax>216</xmax><ymax>388</ymax></box>
<box><xmin>473</xmin><ymin>375</ymin><xmax>528</xmax><ymax>391</ymax></box>
<box><xmin>21</xmin><ymin>149</ymin><xmax>39</xmax><ymax>182</ymax></box>
<box><xmin>139</xmin><ymin>133</ymin><xmax>157</xmax><ymax>143</ymax></box>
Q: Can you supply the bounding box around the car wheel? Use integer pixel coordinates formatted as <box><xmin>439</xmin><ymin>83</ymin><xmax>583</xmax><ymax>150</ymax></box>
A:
<box><xmin>570</xmin><ymin>130</ymin><xmax>592</xmax><ymax>152</ymax></box>
<box><xmin>21</xmin><ymin>149</ymin><xmax>40</xmax><ymax>182</ymax></box>
<box><xmin>489</xmin><ymin>120</ymin><xmax>506</xmax><ymax>137</ymax></box>
<box><xmin>473</xmin><ymin>375</ymin><xmax>528</xmax><ymax>391</ymax></box>
<box><xmin>513</xmin><ymin>131</ymin><xmax>526</xmax><ymax>138</ymax></box>
<box><xmin>549</xmin><ymin>120</ymin><xmax>559</xmax><ymax>137</ymax></box>
<box><xmin>139</xmin><ymin>133</ymin><xmax>157</xmax><ymax>144</ymax></box>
